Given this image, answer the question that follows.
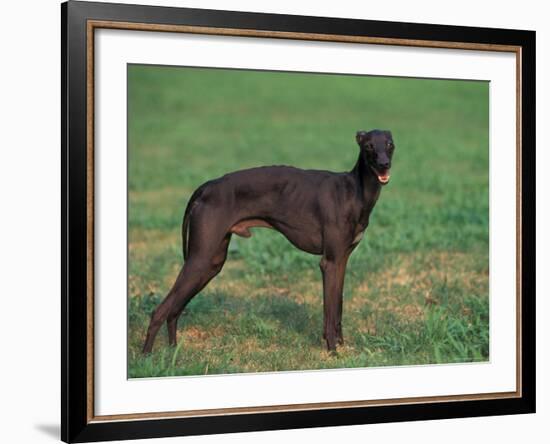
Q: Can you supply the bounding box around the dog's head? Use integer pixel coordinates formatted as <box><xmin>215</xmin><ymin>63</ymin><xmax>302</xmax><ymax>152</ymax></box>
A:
<box><xmin>356</xmin><ymin>129</ymin><xmax>395</xmax><ymax>185</ymax></box>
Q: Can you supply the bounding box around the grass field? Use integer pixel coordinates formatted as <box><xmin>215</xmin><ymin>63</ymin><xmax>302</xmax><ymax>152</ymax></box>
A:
<box><xmin>127</xmin><ymin>65</ymin><xmax>489</xmax><ymax>378</ymax></box>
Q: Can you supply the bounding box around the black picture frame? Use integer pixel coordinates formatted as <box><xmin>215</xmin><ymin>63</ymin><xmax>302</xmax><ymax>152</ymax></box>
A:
<box><xmin>61</xmin><ymin>1</ymin><xmax>536</xmax><ymax>442</ymax></box>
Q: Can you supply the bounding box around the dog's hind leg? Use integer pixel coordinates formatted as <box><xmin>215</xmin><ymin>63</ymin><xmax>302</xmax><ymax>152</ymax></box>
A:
<box><xmin>142</xmin><ymin>220</ymin><xmax>231</xmax><ymax>354</ymax></box>
<box><xmin>165</xmin><ymin>233</ymin><xmax>232</xmax><ymax>347</ymax></box>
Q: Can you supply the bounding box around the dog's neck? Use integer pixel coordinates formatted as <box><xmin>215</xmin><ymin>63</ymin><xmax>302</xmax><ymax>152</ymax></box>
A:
<box><xmin>350</xmin><ymin>150</ymin><xmax>382</xmax><ymax>223</ymax></box>
<box><xmin>351</xmin><ymin>150</ymin><xmax>381</xmax><ymax>195</ymax></box>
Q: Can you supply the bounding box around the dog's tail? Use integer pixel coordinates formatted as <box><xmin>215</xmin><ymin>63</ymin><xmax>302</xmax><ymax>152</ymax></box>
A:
<box><xmin>181</xmin><ymin>185</ymin><xmax>205</xmax><ymax>262</ymax></box>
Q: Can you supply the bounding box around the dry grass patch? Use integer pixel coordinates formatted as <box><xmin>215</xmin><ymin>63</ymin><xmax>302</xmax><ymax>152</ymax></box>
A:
<box><xmin>129</xmin><ymin>229</ymin><xmax>180</xmax><ymax>257</ymax></box>
<box><xmin>129</xmin><ymin>186</ymin><xmax>193</xmax><ymax>206</ymax></box>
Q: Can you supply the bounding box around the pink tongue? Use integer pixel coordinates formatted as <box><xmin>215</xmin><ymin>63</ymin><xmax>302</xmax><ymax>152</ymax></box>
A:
<box><xmin>378</xmin><ymin>174</ymin><xmax>390</xmax><ymax>183</ymax></box>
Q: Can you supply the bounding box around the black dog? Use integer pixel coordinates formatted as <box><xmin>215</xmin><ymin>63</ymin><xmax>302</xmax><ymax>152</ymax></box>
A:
<box><xmin>143</xmin><ymin>129</ymin><xmax>395</xmax><ymax>353</ymax></box>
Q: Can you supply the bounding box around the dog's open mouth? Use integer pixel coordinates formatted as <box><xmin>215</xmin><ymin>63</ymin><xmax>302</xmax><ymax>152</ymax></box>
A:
<box><xmin>377</xmin><ymin>173</ymin><xmax>390</xmax><ymax>184</ymax></box>
<box><xmin>372</xmin><ymin>168</ymin><xmax>391</xmax><ymax>185</ymax></box>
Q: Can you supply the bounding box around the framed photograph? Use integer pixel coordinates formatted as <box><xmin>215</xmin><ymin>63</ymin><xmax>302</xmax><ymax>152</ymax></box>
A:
<box><xmin>61</xmin><ymin>1</ymin><xmax>536</xmax><ymax>442</ymax></box>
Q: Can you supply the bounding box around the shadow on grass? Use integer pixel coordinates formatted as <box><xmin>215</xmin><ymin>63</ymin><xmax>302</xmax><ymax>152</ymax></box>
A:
<box><xmin>184</xmin><ymin>290</ymin><xmax>322</xmax><ymax>345</ymax></box>
<box><xmin>129</xmin><ymin>287</ymin><xmax>324</xmax><ymax>349</ymax></box>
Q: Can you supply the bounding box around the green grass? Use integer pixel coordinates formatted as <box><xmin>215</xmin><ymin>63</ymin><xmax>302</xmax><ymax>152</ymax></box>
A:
<box><xmin>127</xmin><ymin>65</ymin><xmax>489</xmax><ymax>377</ymax></box>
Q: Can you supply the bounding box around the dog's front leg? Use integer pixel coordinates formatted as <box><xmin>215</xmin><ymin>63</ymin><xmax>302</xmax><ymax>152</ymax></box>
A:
<box><xmin>320</xmin><ymin>255</ymin><xmax>349</xmax><ymax>351</ymax></box>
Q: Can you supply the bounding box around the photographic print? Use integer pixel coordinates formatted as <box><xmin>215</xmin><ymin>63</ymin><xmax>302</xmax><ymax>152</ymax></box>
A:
<box><xmin>127</xmin><ymin>65</ymin><xmax>489</xmax><ymax>378</ymax></box>
<box><xmin>63</xmin><ymin>3</ymin><xmax>535</xmax><ymax>440</ymax></box>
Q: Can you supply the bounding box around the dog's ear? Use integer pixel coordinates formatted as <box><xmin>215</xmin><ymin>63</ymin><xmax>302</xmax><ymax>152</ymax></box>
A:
<box><xmin>356</xmin><ymin>130</ymin><xmax>368</xmax><ymax>146</ymax></box>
